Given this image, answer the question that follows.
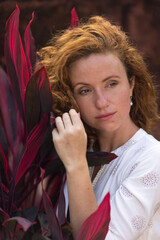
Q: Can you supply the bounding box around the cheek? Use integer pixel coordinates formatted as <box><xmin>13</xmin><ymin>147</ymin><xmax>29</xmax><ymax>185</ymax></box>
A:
<box><xmin>113</xmin><ymin>85</ymin><xmax>130</xmax><ymax>107</ymax></box>
<box><xmin>76</xmin><ymin>99</ymin><xmax>94</xmax><ymax>121</ymax></box>
<box><xmin>78</xmin><ymin>102</ymin><xmax>90</xmax><ymax>116</ymax></box>
<box><xmin>75</xmin><ymin>99</ymin><xmax>87</xmax><ymax>114</ymax></box>
<box><xmin>75</xmin><ymin>95</ymin><xmax>93</xmax><ymax>110</ymax></box>
<box><xmin>118</xmin><ymin>91</ymin><xmax>131</xmax><ymax>112</ymax></box>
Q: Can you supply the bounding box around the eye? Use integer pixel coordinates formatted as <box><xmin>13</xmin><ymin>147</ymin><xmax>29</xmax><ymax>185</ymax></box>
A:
<box><xmin>106</xmin><ymin>81</ymin><xmax>118</xmax><ymax>88</ymax></box>
<box><xmin>79</xmin><ymin>88</ymin><xmax>91</xmax><ymax>95</ymax></box>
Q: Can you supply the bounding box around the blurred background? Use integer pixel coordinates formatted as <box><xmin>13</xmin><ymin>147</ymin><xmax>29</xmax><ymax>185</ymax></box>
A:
<box><xmin>0</xmin><ymin>0</ymin><xmax>160</xmax><ymax>139</ymax></box>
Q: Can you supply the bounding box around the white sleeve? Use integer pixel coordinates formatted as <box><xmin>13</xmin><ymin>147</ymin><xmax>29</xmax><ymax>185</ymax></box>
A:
<box><xmin>105</xmin><ymin>146</ymin><xmax>160</xmax><ymax>240</ymax></box>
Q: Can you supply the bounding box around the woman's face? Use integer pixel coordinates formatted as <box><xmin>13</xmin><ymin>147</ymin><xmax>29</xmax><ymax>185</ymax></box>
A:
<box><xmin>69</xmin><ymin>52</ymin><xmax>134</xmax><ymax>136</ymax></box>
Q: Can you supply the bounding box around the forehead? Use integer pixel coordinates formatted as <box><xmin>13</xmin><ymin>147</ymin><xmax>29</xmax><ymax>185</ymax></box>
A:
<box><xmin>69</xmin><ymin>52</ymin><xmax>127</xmax><ymax>83</ymax></box>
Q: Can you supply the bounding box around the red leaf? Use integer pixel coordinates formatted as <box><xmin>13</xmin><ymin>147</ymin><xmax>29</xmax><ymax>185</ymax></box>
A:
<box><xmin>0</xmin><ymin>208</ymin><xmax>10</xmax><ymax>224</ymax></box>
<box><xmin>70</xmin><ymin>8</ymin><xmax>79</xmax><ymax>29</ymax></box>
<box><xmin>57</xmin><ymin>175</ymin><xmax>66</xmax><ymax>225</ymax></box>
<box><xmin>40</xmin><ymin>167</ymin><xmax>45</xmax><ymax>189</ymax></box>
<box><xmin>5</xmin><ymin>5</ymin><xmax>30</xmax><ymax>110</ymax></box>
<box><xmin>0</xmin><ymin>143</ymin><xmax>9</xmax><ymax>184</ymax></box>
<box><xmin>1</xmin><ymin>184</ymin><xmax>9</xmax><ymax>195</ymax></box>
<box><xmin>76</xmin><ymin>193</ymin><xmax>110</xmax><ymax>240</ymax></box>
<box><xmin>15</xmin><ymin>114</ymin><xmax>48</xmax><ymax>186</ymax></box>
<box><xmin>0</xmin><ymin>68</ymin><xmax>16</xmax><ymax>145</ymax></box>
<box><xmin>25</xmin><ymin>67</ymin><xmax>53</xmax><ymax>133</ymax></box>
<box><xmin>35</xmin><ymin>67</ymin><xmax>53</xmax><ymax>114</ymax></box>
<box><xmin>41</xmin><ymin>168</ymin><xmax>63</xmax><ymax>239</ymax></box>
<box><xmin>87</xmin><ymin>152</ymin><xmax>117</xmax><ymax>166</ymax></box>
<box><xmin>24</xmin><ymin>12</ymin><xmax>38</xmax><ymax>77</ymax></box>
<box><xmin>42</xmin><ymin>189</ymin><xmax>63</xmax><ymax>240</ymax></box>
<box><xmin>49</xmin><ymin>173</ymin><xmax>64</xmax><ymax>205</ymax></box>
<box><xmin>3</xmin><ymin>216</ymin><xmax>36</xmax><ymax>232</ymax></box>
<box><xmin>0</xmin><ymin>67</ymin><xmax>24</xmax><ymax>169</ymax></box>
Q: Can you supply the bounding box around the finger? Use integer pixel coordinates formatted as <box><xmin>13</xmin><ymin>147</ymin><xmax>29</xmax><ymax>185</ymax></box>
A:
<box><xmin>52</xmin><ymin>127</ymin><xmax>59</xmax><ymax>141</ymax></box>
<box><xmin>62</xmin><ymin>112</ymin><xmax>73</xmax><ymax>128</ymax></box>
<box><xmin>69</xmin><ymin>109</ymin><xmax>81</xmax><ymax>125</ymax></box>
<box><xmin>55</xmin><ymin>116</ymin><xmax>64</xmax><ymax>133</ymax></box>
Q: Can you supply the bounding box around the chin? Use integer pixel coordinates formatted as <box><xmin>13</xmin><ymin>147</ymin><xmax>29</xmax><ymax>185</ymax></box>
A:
<box><xmin>96</xmin><ymin>126</ymin><xmax>117</xmax><ymax>134</ymax></box>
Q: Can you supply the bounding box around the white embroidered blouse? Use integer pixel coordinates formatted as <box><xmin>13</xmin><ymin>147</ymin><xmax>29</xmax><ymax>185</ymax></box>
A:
<box><xmin>64</xmin><ymin>128</ymin><xmax>160</xmax><ymax>239</ymax></box>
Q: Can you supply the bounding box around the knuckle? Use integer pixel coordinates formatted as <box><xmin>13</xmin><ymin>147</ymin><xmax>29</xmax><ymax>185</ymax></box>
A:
<box><xmin>75</xmin><ymin>126</ymin><xmax>82</xmax><ymax>134</ymax></box>
<box><xmin>65</xmin><ymin>129</ymin><xmax>74</xmax><ymax>137</ymax></box>
<box><xmin>53</xmin><ymin>136</ymin><xmax>60</xmax><ymax>144</ymax></box>
<box><xmin>75</xmin><ymin>124</ymin><xmax>84</xmax><ymax>132</ymax></box>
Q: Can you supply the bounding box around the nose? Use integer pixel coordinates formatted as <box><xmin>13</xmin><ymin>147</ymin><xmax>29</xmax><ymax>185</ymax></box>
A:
<box><xmin>95</xmin><ymin>91</ymin><xmax>109</xmax><ymax>109</ymax></box>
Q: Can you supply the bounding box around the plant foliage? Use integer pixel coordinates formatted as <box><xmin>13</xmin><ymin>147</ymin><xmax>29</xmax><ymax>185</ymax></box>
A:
<box><xmin>0</xmin><ymin>5</ymin><xmax>116</xmax><ymax>240</ymax></box>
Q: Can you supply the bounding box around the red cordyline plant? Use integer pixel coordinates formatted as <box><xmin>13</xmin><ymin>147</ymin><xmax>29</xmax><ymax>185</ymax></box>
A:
<box><xmin>0</xmin><ymin>6</ymin><xmax>116</xmax><ymax>240</ymax></box>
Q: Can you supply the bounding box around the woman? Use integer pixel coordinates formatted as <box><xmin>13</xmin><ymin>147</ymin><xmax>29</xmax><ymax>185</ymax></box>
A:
<box><xmin>39</xmin><ymin>16</ymin><xmax>160</xmax><ymax>239</ymax></box>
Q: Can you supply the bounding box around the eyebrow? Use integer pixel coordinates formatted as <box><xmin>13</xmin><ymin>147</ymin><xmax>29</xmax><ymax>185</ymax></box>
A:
<box><xmin>73</xmin><ymin>75</ymin><xmax>120</xmax><ymax>89</ymax></box>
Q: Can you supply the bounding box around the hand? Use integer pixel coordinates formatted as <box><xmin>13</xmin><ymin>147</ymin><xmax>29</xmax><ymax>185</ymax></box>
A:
<box><xmin>52</xmin><ymin>109</ymin><xmax>87</xmax><ymax>172</ymax></box>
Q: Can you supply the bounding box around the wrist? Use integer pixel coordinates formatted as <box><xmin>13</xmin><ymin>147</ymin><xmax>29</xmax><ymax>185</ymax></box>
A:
<box><xmin>65</xmin><ymin>158</ymin><xmax>88</xmax><ymax>175</ymax></box>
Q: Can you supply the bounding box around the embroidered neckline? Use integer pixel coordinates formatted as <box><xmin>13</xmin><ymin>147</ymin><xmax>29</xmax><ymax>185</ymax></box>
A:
<box><xmin>89</xmin><ymin>164</ymin><xmax>108</xmax><ymax>189</ymax></box>
<box><xmin>89</xmin><ymin>128</ymin><xmax>145</xmax><ymax>189</ymax></box>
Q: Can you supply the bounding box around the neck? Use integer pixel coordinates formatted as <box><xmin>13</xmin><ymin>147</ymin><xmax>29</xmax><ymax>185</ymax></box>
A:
<box><xmin>97</xmin><ymin>120</ymin><xmax>139</xmax><ymax>152</ymax></box>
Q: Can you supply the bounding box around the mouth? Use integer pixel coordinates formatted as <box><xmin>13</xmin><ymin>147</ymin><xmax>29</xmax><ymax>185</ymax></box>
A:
<box><xmin>96</xmin><ymin>112</ymin><xmax>116</xmax><ymax>120</ymax></box>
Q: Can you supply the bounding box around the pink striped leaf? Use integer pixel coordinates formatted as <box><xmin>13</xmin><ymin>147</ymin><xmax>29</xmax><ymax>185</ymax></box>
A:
<box><xmin>24</xmin><ymin>12</ymin><xmax>38</xmax><ymax>77</ymax></box>
<box><xmin>14</xmin><ymin>113</ymin><xmax>49</xmax><ymax>186</ymax></box>
<box><xmin>42</xmin><ymin>181</ymin><xmax>63</xmax><ymax>240</ymax></box>
<box><xmin>4</xmin><ymin>5</ymin><xmax>29</xmax><ymax>113</ymax></box>
<box><xmin>0</xmin><ymin>143</ymin><xmax>9</xmax><ymax>185</ymax></box>
<box><xmin>3</xmin><ymin>216</ymin><xmax>36</xmax><ymax>233</ymax></box>
<box><xmin>70</xmin><ymin>8</ymin><xmax>79</xmax><ymax>29</ymax></box>
<box><xmin>0</xmin><ymin>208</ymin><xmax>9</xmax><ymax>225</ymax></box>
<box><xmin>0</xmin><ymin>67</ymin><xmax>24</xmax><ymax>166</ymax></box>
<box><xmin>25</xmin><ymin>67</ymin><xmax>53</xmax><ymax>134</ymax></box>
<box><xmin>57</xmin><ymin>175</ymin><xmax>66</xmax><ymax>225</ymax></box>
<box><xmin>76</xmin><ymin>193</ymin><xmax>110</xmax><ymax>240</ymax></box>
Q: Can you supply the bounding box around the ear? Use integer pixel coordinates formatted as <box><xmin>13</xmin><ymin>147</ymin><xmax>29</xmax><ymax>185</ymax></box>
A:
<box><xmin>129</xmin><ymin>75</ymin><xmax>135</xmax><ymax>96</ymax></box>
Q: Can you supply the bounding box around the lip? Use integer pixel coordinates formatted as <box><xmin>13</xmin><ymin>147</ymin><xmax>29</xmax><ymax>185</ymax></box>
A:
<box><xmin>96</xmin><ymin>112</ymin><xmax>116</xmax><ymax>120</ymax></box>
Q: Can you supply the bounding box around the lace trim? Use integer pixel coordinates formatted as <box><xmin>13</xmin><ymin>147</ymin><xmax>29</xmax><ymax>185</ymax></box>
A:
<box><xmin>89</xmin><ymin>164</ymin><xmax>108</xmax><ymax>189</ymax></box>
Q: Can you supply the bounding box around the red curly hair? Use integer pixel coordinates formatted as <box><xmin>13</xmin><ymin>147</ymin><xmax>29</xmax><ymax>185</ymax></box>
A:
<box><xmin>38</xmin><ymin>16</ymin><xmax>159</xmax><ymax>139</ymax></box>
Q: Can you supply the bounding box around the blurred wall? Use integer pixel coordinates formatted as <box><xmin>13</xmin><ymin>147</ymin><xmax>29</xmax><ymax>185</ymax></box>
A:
<box><xmin>0</xmin><ymin>0</ymin><xmax>160</xmax><ymax>139</ymax></box>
